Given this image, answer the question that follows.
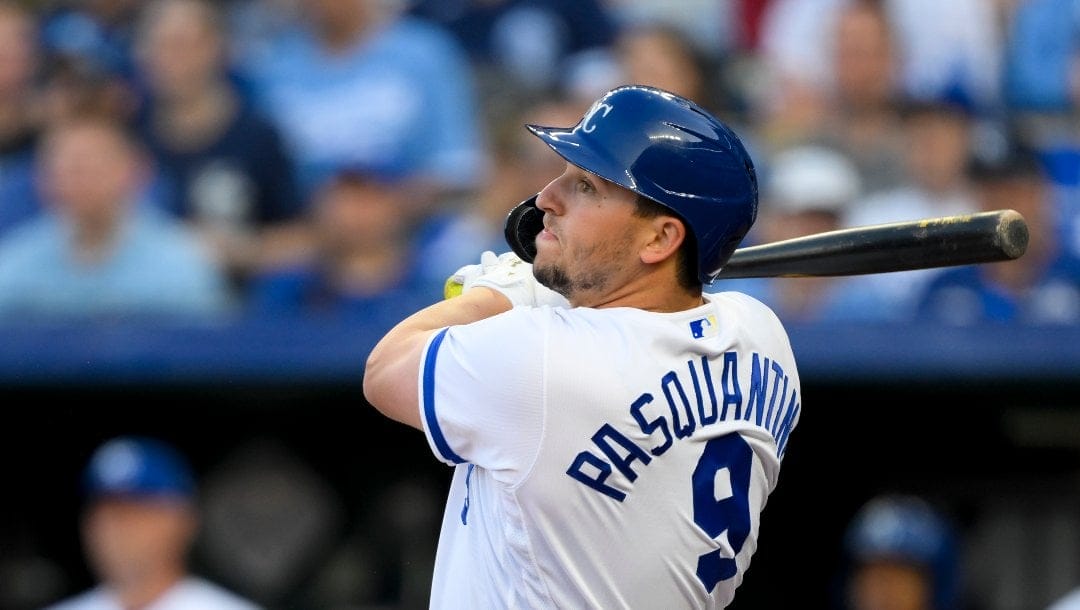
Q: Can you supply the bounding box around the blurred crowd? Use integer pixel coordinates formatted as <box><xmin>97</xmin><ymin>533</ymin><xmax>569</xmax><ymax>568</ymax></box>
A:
<box><xmin>0</xmin><ymin>0</ymin><xmax>1074</xmax><ymax>327</ymax></box>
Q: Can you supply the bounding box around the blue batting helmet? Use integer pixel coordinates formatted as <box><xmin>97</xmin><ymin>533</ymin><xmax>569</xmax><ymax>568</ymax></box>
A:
<box><xmin>522</xmin><ymin>84</ymin><xmax>758</xmax><ymax>283</ymax></box>
<box><xmin>843</xmin><ymin>494</ymin><xmax>960</xmax><ymax>610</ymax></box>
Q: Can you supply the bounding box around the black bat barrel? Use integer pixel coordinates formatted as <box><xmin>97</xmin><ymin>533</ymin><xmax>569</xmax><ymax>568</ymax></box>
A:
<box><xmin>715</xmin><ymin>210</ymin><xmax>1029</xmax><ymax>279</ymax></box>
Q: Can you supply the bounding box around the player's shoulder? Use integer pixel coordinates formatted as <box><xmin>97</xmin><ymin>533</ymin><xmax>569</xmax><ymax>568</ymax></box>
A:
<box><xmin>707</xmin><ymin>289</ymin><xmax>784</xmax><ymax>321</ymax></box>
<box><xmin>475</xmin><ymin>296</ymin><xmax>784</xmax><ymax>332</ymax></box>
<box><xmin>706</xmin><ymin>290</ymin><xmax>797</xmax><ymax>350</ymax></box>
<box><xmin>463</xmin><ymin>304</ymin><xmax>648</xmax><ymax>348</ymax></box>
<box><xmin>442</xmin><ymin>305</ymin><xmax>557</xmax><ymax>358</ymax></box>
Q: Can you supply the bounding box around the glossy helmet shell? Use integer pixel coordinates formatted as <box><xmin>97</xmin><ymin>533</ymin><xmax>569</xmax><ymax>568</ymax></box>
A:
<box><xmin>526</xmin><ymin>84</ymin><xmax>758</xmax><ymax>283</ymax></box>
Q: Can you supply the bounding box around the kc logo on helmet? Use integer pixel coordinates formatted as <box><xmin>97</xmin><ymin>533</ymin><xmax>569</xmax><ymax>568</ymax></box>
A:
<box><xmin>581</xmin><ymin>102</ymin><xmax>613</xmax><ymax>133</ymax></box>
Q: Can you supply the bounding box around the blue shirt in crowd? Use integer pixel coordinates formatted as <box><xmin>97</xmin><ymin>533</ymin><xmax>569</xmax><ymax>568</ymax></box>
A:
<box><xmin>0</xmin><ymin>207</ymin><xmax>234</xmax><ymax>322</ymax></box>
<box><xmin>241</xmin><ymin>14</ymin><xmax>486</xmax><ymax>200</ymax></box>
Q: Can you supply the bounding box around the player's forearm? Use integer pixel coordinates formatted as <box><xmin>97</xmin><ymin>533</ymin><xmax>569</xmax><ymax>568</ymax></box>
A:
<box><xmin>363</xmin><ymin>288</ymin><xmax>513</xmax><ymax>429</ymax></box>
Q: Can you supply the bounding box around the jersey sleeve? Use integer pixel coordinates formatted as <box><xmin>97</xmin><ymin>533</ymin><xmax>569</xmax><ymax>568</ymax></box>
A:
<box><xmin>418</xmin><ymin>307</ymin><xmax>550</xmax><ymax>481</ymax></box>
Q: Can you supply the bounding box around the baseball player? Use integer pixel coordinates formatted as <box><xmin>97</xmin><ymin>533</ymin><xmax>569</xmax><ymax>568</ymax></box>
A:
<box><xmin>363</xmin><ymin>84</ymin><xmax>801</xmax><ymax>609</ymax></box>
<box><xmin>840</xmin><ymin>494</ymin><xmax>960</xmax><ymax>610</ymax></box>
<box><xmin>44</xmin><ymin>436</ymin><xmax>263</xmax><ymax>610</ymax></box>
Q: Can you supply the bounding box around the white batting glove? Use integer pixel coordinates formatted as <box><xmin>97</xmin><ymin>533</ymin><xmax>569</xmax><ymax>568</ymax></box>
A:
<box><xmin>444</xmin><ymin>250</ymin><xmax>500</xmax><ymax>299</ymax></box>
<box><xmin>444</xmin><ymin>251</ymin><xmax>569</xmax><ymax>308</ymax></box>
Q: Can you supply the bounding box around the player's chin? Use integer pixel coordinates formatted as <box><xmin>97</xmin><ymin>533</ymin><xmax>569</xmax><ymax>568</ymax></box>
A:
<box><xmin>532</xmin><ymin>262</ymin><xmax>562</xmax><ymax>294</ymax></box>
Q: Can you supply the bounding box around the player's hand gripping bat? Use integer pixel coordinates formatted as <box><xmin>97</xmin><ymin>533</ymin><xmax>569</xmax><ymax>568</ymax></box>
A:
<box><xmin>503</xmin><ymin>195</ymin><xmax>1029</xmax><ymax>279</ymax></box>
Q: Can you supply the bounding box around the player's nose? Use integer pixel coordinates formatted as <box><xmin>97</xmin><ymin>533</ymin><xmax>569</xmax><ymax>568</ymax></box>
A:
<box><xmin>535</xmin><ymin>182</ymin><xmax>563</xmax><ymax>216</ymax></box>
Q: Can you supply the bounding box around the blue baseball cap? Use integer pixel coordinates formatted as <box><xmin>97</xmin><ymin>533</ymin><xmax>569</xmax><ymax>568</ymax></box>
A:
<box><xmin>82</xmin><ymin>436</ymin><xmax>196</xmax><ymax>502</ymax></box>
<box><xmin>844</xmin><ymin>495</ymin><xmax>959</xmax><ymax>610</ymax></box>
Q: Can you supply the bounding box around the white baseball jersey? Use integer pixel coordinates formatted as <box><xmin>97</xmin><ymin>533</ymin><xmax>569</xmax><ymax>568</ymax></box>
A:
<box><xmin>419</xmin><ymin>291</ymin><xmax>801</xmax><ymax>609</ymax></box>
<box><xmin>43</xmin><ymin>576</ymin><xmax>264</xmax><ymax>610</ymax></box>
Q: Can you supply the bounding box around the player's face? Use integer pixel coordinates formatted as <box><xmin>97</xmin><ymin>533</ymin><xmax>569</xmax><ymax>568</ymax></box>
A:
<box><xmin>847</xmin><ymin>560</ymin><xmax>933</xmax><ymax>610</ymax></box>
<box><xmin>531</xmin><ymin>163</ymin><xmax>648</xmax><ymax>305</ymax></box>
<box><xmin>81</xmin><ymin>498</ymin><xmax>196</xmax><ymax>587</ymax></box>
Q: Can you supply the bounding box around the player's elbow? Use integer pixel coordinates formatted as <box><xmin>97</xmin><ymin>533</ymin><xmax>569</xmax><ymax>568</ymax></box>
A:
<box><xmin>362</xmin><ymin>345</ymin><xmax>423</xmax><ymax>430</ymax></box>
<box><xmin>362</xmin><ymin>349</ymin><xmax>390</xmax><ymax>414</ymax></box>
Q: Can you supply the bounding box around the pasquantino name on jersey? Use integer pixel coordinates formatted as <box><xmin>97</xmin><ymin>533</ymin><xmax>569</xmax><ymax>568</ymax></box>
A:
<box><xmin>566</xmin><ymin>351</ymin><xmax>798</xmax><ymax>501</ymax></box>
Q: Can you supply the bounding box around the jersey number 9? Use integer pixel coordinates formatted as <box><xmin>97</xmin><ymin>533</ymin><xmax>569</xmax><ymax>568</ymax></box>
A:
<box><xmin>692</xmin><ymin>434</ymin><xmax>753</xmax><ymax>592</ymax></box>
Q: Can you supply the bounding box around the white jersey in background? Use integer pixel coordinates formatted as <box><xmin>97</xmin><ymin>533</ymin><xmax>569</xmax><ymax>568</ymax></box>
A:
<box><xmin>420</xmin><ymin>291</ymin><xmax>801</xmax><ymax>609</ymax></box>
<box><xmin>43</xmin><ymin>576</ymin><xmax>263</xmax><ymax>610</ymax></box>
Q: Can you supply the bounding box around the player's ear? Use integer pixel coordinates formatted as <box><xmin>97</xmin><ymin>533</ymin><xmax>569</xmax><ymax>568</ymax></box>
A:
<box><xmin>639</xmin><ymin>215</ymin><xmax>687</xmax><ymax>266</ymax></box>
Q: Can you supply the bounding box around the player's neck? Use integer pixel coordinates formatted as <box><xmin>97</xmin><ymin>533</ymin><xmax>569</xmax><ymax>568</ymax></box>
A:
<box><xmin>631</xmin><ymin>289</ymin><xmax>705</xmax><ymax>313</ymax></box>
<box><xmin>114</xmin><ymin>566</ymin><xmax>185</xmax><ymax>610</ymax></box>
<box><xmin>576</xmin><ymin>277</ymin><xmax>703</xmax><ymax>313</ymax></box>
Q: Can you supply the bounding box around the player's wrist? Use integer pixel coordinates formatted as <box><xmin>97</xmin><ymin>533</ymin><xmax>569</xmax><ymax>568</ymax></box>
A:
<box><xmin>468</xmin><ymin>285</ymin><xmax>515</xmax><ymax>309</ymax></box>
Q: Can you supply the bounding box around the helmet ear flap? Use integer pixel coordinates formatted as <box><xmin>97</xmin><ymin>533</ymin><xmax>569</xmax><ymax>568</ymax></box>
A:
<box><xmin>504</xmin><ymin>194</ymin><xmax>543</xmax><ymax>263</ymax></box>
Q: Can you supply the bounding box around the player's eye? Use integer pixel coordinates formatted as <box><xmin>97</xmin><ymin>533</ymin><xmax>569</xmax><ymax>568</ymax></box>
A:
<box><xmin>576</xmin><ymin>178</ymin><xmax>595</xmax><ymax>194</ymax></box>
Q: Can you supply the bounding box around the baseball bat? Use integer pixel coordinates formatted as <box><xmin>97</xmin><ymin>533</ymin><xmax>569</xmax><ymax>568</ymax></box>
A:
<box><xmin>714</xmin><ymin>209</ymin><xmax>1028</xmax><ymax>279</ymax></box>
<box><xmin>503</xmin><ymin>198</ymin><xmax>1027</xmax><ymax>279</ymax></box>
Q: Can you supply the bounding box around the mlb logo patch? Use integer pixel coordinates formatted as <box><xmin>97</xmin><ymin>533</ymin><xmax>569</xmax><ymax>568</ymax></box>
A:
<box><xmin>689</xmin><ymin>315</ymin><xmax>718</xmax><ymax>339</ymax></box>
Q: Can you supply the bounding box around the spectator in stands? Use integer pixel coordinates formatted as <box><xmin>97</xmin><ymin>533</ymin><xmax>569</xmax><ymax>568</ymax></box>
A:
<box><xmin>0</xmin><ymin>0</ymin><xmax>45</xmax><ymax>237</ymax></box>
<box><xmin>881</xmin><ymin>0</ymin><xmax>1001</xmax><ymax>114</ymax></box>
<box><xmin>714</xmin><ymin>143</ymin><xmax>889</xmax><ymax>322</ymax></box>
<box><xmin>758</xmin><ymin>0</ymin><xmax>909</xmax><ymax>195</ymax></box>
<box><xmin>757</xmin><ymin>0</ymin><xmax>1001</xmax><ymax>144</ymax></box>
<box><xmin>999</xmin><ymin>0</ymin><xmax>1080</xmax><ymax>260</ymax></box>
<box><xmin>36</xmin><ymin>0</ymin><xmax>143</xmax><ymax>120</ymax></box>
<box><xmin>603</xmin><ymin>0</ymin><xmax>735</xmax><ymax>59</ymax></box>
<box><xmin>36</xmin><ymin>52</ymin><xmax>137</xmax><ymax>128</ymax></box>
<box><xmin>1001</xmin><ymin>0</ymin><xmax>1080</xmax><ymax>118</ymax></box>
<box><xmin>809</xmin><ymin>0</ymin><xmax>909</xmax><ymax>195</ymax></box>
<box><xmin>237</xmin><ymin>0</ymin><xmax>487</xmax><ymax>222</ymax></box>
<box><xmin>131</xmin><ymin>0</ymin><xmax>306</xmax><ymax>296</ymax></box>
<box><xmin>846</xmin><ymin>98</ymin><xmax>978</xmax><ymax>227</ymax></box>
<box><xmin>839</xmin><ymin>98</ymin><xmax>981</xmax><ymax>320</ymax></box>
<box><xmin>837</xmin><ymin>493</ymin><xmax>962</xmax><ymax>610</ymax></box>
<box><xmin>0</xmin><ymin>114</ymin><xmax>234</xmax><ymax>321</ymax></box>
<box><xmin>756</xmin><ymin>0</ymin><xmax>847</xmax><ymax>126</ymax></box>
<box><xmin>43</xmin><ymin>435</ymin><xmax>262</xmax><ymax>610</ymax></box>
<box><xmin>612</xmin><ymin>20</ymin><xmax>731</xmax><ymax>121</ymax></box>
<box><xmin>246</xmin><ymin>166</ymin><xmax>439</xmax><ymax>319</ymax></box>
<box><xmin>223</xmin><ymin>0</ymin><xmax>306</xmax><ymax>76</ymax></box>
<box><xmin>38</xmin><ymin>0</ymin><xmax>141</xmax><ymax>78</ymax></box>
<box><xmin>407</xmin><ymin>0</ymin><xmax>621</xmax><ymax>103</ymax></box>
<box><xmin>914</xmin><ymin>136</ymin><xmax>1080</xmax><ymax>325</ymax></box>
<box><xmin>755</xmin><ymin>0</ymin><xmax>851</xmax><ymax>149</ymax></box>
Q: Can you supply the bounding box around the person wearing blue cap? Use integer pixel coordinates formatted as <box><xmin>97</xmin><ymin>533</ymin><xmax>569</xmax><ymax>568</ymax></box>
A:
<box><xmin>43</xmin><ymin>436</ymin><xmax>263</xmax><ymax>610</ymax></box>
<box><xmin>839</xmin><ymin>493</ymin><xmax>962</xmax><ymax>610</ymax></box>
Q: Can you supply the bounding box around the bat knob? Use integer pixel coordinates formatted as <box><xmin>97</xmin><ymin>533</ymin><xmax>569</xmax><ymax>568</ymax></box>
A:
<box><xmin>504</xmin><ymin>194</ymin><xmax>543</xmax><ymax>263</ymax></box>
